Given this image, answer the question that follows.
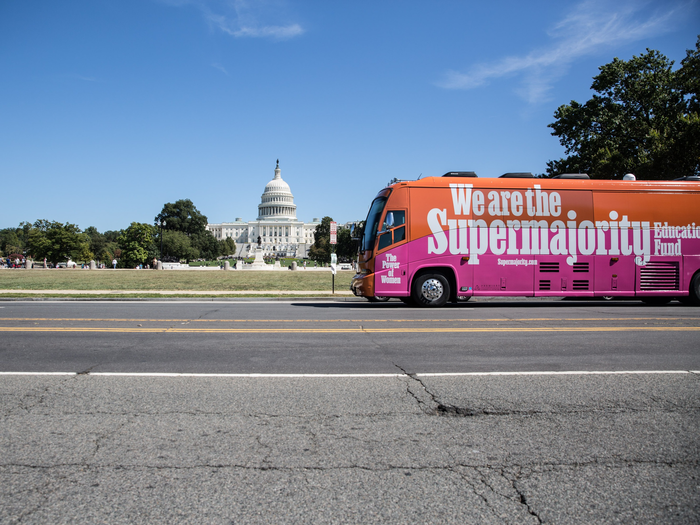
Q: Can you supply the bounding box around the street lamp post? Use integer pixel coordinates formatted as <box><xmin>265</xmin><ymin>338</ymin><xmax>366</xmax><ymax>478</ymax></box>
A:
<box><xmin>159</xmin><ymin>220</ymin><xmax>165</xmax><ymax>262</ymax></box>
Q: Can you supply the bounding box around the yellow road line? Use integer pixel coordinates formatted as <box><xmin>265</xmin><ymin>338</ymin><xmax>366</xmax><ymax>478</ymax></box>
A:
<box><xmin>0</xmin><ymin>326</ymin><xmax>698</xmax><ymax>334</ymax></box>
<box><xmin>1</xmin><ymin>317</ymin><xmax>698</xmax><ymax>323</ymax></box>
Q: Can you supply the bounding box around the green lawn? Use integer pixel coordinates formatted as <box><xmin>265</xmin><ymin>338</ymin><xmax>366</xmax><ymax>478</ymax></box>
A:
<box><xmin>0</xmin><ymin>269</ymin><xmax>354</xmax><ymax>292</ymax></box>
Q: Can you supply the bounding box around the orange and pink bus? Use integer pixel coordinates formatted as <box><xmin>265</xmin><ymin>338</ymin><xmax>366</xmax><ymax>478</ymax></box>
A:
<box><xmin>350</xmin><ymin>172</ymin><xmax>700</xmax><ymax>307</ymax></box>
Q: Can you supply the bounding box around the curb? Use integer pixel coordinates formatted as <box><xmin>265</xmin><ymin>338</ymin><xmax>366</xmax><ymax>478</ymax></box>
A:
<box><xmin>0</xmin><ymin>295</ymin><xmax>367</xmax><ymax>302</ymax></box>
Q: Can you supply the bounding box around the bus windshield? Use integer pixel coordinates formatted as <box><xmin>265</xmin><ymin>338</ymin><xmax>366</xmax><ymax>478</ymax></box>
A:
<box><xmin>361</xmin><ymin>196</ymin><xmax>387</xmax><ymax>252</ymax></box>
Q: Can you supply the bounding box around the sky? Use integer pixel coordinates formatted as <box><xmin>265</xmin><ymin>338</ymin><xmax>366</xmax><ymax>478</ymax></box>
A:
<box><xmin>1</xmin><ymin>0</ymin><xmax>698</xmax><ymax>232</ymax></box>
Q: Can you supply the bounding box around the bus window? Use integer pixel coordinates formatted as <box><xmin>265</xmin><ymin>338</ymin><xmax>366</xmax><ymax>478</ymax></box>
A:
<box><xmin>394</xmin><ymin>225</ymin><xmax>405</xmax><ymax>243</ymax></box>
<box><xmin>378</xmin><ymin>231</ymin><xmax>393</xmax><ymax>251</ymax></box>
<box><xmin>376</xmin><ymin>210</ymin><xmax>407</xmax><ymax>251</ymax></box>
<box><xmin>362</xmin><ymin>197</ymin><xmax>387</xmax><ymax>252</ymax></box>
<box><xmin>387</xmin><ymin>210</ymin><xmax>405</xmax><ymax>228</ymax></box>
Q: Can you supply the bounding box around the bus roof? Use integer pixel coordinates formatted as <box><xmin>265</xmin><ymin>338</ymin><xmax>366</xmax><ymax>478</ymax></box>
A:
<box><xmin>387</xmin><ymin>176</ymin><xmax>700</xmax><ymax>193</ymax></box>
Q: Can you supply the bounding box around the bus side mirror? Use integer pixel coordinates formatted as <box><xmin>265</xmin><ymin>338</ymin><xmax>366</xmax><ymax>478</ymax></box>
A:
<box><xmin>384</xmin><ymin>212</ymin><xmax>395</xmax><ymax>230</ymax></box>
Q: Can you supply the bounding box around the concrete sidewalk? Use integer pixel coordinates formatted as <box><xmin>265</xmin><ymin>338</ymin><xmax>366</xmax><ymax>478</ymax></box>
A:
<box><xmin>0</xmin><ymin>289</ymin><xmax>354</xmax><ymax>296</ymax></box>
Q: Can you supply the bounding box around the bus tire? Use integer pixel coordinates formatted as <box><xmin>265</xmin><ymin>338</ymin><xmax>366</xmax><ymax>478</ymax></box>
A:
<box><xmin>367</xmin><ymin>296</ymin><xmax>390</xmax><ymax>302</ymax></box>
<box><xmin>413</xmin><ymin>274</ymin><xmax>450</xmax><ymax>307</ymax></box>
<box><xmin>689</xmin><ymin>272</ymin><xmax>700</xmax><ymax>306</ymax></box>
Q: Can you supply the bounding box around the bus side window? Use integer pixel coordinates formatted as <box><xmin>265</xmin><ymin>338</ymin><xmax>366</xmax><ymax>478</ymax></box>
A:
<box><xmin>392</xmin><ymin>211</ymin><xmax>405</xmax><ymax>227</ymax></box>
<box><xmin>393</xmin><ymin>225</ymin><xmax>405</xmax><ymax>243</ymax></box>
<box><xmin>378</xmin><ymin>231</ymin><xmax>393</xmax><ymax>251</ymax></box>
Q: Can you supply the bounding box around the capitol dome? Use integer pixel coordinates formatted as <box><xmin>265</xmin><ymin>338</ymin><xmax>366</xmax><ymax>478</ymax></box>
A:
<box><xmin>206</xmin><ymin>159</ymin><xmax>320</xmax><ymax>259</ymax></box>
<box><xmin>257</xmin><ymin>160</ymin><xmax>297</xmax><ymax>221</ymax></box>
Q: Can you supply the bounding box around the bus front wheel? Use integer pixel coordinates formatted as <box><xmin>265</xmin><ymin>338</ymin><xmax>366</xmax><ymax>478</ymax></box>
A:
<box><xmin>413</xmin><ymin>274</ymin><xmax>450</xmax><ymax>307</ymax></box>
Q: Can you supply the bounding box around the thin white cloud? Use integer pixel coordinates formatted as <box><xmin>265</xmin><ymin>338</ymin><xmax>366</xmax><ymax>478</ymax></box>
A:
<box><xmin>437</xmin><ymin>0</ymin><xmax>683</xmax><ymax>103</ymax></box>
<box><xmin>217</xmin><ymin>21</ymin><xmax>304</xmax><ymax>39</ymax></box>
<box><xmin>160</xmin><ymin>0</ymin><xmax>304</xmax><ymax>40</ymax></box>
<box><xmin>211</xmin><ymin>62</ymin><xmax>230</xmax><ymax>75</ymax></box>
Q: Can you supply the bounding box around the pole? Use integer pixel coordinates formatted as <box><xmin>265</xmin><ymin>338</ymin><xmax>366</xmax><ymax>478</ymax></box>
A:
<box><xmin>330</xmin><ymin>221</ymin><xmax>338</xmax><ymax>295</ymax></box>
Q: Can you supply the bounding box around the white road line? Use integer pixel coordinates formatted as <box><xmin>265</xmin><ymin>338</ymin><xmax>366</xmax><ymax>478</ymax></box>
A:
<box><xmin>0</xmin><ymin>372</ymin><xmax>76</xmax><ymax>376</ymax></box>
<box><xmin>417</xmin><ymin>370</ymin><xmax>693</xmax><ymax>376</ymax></box>
<box><xmin>4</xmin><ymin>301</ymin><xmax>306</xmax><ymax>305</ymax></box>
<box><xmin>0</xmin><ymin>371</ymin><xmax>695</xmax><ymax>378</ymax></box>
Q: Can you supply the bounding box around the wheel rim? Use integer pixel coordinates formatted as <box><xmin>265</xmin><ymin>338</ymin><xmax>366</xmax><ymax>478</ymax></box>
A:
<box><xmin>421</xmin><ymin>278</ymin><xmax>444</xmax><ymax>302</ymax></box>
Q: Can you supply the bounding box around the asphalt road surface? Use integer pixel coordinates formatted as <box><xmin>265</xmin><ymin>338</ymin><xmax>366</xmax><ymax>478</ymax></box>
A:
<box><xmin>1</xmin><ymin>299</ymin><xmax>699</xmax><ymax>523</ymax></box>
<box><xmin>1</xmin><ymin>299</ymin><xmax>699</xmax><ymax>374</ymax></box>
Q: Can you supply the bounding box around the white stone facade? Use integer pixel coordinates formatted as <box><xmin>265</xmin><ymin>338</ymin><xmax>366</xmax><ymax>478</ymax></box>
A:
<box><xmin>206</xmin><ymin>161</ymin><xmax>320</xmax><ymax>258</ymax></box>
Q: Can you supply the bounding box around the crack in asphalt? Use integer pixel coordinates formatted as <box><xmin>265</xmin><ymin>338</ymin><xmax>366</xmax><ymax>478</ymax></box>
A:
<box><xmin>395</xmin><ymin>363</ymin><xmax>545</xmax><ymax>522</ymax></box>
<box><xmin>4</xmin><ymin>458</ymin><xmax>696</xmax><ymax>471</ymax></box>
<box><xmin>5</xmin><ymin>460</ymin><xmax>693</xmax><ymax>524</ymax></box>
<box><xmin>501</xmin><ymin>467</ymin><xmax>543</xmax><ymax>524</ymax></box>
<box><xmin>393</xmin><ymin>363</ymin><xmax>700</xmax><ymax>417</ymax></box>
<box><xmin>390</xmin><ymin>363</ymin><xmax>698</xmax><ymax>522</ymax></box>
<box><xmin>10</xmin><ymin>375</ymin><xmax>75</xmax><ymax>414</ymax></box>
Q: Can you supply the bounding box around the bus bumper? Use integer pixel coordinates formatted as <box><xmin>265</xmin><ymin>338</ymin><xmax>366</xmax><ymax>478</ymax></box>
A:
<box><xmin>350</xmin><ymin>273</ymin><xmax>374</xmax><ymax>298</ymax></box>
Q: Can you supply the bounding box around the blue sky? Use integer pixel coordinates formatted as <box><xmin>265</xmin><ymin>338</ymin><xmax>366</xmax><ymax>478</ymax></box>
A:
<box><xmin>1</xmin><ymin>0</ymin><xmax>698</xmax><ymax>232</ymax></box>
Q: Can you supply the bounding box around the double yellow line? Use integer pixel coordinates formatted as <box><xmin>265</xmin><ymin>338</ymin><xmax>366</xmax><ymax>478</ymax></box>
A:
<box><xmin>0</xmin><ymin>326</ymin><xmax>698</xmax><ymax>334</ymax></box>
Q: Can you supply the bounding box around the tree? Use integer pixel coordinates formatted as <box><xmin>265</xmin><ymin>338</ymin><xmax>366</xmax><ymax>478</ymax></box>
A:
<box><xmin>117</xmin><ymin>223</ymin><xmax>156</xmax><ymax>268</ymax></box>
<box><xmin>162</xmin><ymin>230</ymin><xmax>199</xmax><ymax>262</ymax></box>
<box><xmin>191</xmin><ymin>231</ymin><xmax>220</xmax><ymax>260</ymax></box>
<box><xmin>677</xmin><ymin>37</ymin><xmax>700</xmax><ymax>113</ymax></box>
<box><xmin>155</xmin><ymin>199</ymin><xmax>209</xmax><ymax>236</ymax></box>
<box><xmin>155</xmin><ymin>199</ymin><xmax>220</xmax><ymax>260</ymax></box>
<box><xmin>27</xmin><ymin>220</ymin><xmax>88</xmax><ymax>264</ymax></box>
<box><xmin>547</xmin><ymin>37</ymin><xmax>700</xmax><ymax>180</ymax></box>
<box><xmin>335</xmin><ymin>226</ymin><xmax>356</xmax><ymax>262</ymax></box>
<box><xmin>219</xmin><ymin>237</ymin><xmax>237</xmax><ymax>257</ymax></box>
<box><xmin>0</xmin><ymin>225</ymin><xmax>28</xmax><ymax>257</ymax></box>
<box><xmin>84</xmin><ymin>226</ymin><xmax>111</xmax><ymax>263</ymax></box>
<box><xmin>308</xmin><ymin>216</ymin><xmax>333</xmax><ymax>264</ymax></box>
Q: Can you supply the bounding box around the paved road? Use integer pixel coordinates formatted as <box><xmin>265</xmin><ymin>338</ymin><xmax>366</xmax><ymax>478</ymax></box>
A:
<box><xmin>0</xmin><ymin>299</ymin><xmax>699</xmax><ymax>373</ymax></box>
<box><xmin>1</xmin><ymin>299</ymin><xmax>699</xmax><ymax>523</ymax></box>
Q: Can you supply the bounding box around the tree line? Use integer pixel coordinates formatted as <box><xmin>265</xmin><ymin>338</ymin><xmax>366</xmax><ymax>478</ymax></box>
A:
<box><xmin>0</xmin><ymin>202</ymin><xmax>357</xmax><ymax>267</ymax></box>
<box><xmin>0</xmin><ymin>200</ymin><xmax>236</xmax><ymax>268</ymax></box>
<box><xmin>546</xmin><ymin>36</ymin><xmax>699</xmax><ymax>179</ymax></box>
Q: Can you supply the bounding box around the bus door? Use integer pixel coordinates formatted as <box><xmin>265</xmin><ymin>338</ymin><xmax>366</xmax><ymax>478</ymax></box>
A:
<box><xmin>374</xmin><ymin>210</ymin><xmax>409</xmax><ymax>296</ymax></box>
<box><xmin>473</xmin><ymin>189</ymin><xmax>534</xmax><ymax>296</ymax></box>
<box><xmin>535</xmin><ymin>189</ymin><xmax>595</xmax><ymax>297</ymax></box>
<box><xmin>592</xmin><ymin>192</ymin><xmax>636</xmax><ymax>296</ymax></box>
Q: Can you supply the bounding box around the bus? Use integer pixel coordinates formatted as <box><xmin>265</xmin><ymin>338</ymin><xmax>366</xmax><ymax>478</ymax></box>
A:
<box><xmin>350</xmin><ymin>172</ymin><xmax>700</xmax><ymax>307</ymax></box>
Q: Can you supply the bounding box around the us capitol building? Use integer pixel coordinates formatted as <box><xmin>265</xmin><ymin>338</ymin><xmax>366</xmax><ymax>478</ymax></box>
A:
<box><xmin>206</xmin><ymin>161</ymin><xmax>320</xmax><ymax>258</ymax></box>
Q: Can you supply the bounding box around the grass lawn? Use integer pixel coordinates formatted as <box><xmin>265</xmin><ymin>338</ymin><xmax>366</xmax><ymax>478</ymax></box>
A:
<box><xmin>0</xmin><ymin>269</ymin><xmax>354</xmax><ymax>293</ymax></box>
